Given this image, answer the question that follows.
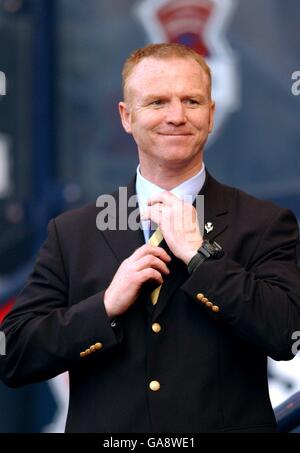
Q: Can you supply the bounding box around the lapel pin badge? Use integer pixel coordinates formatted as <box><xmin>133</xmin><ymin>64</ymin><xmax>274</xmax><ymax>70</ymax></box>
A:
<box><xmin>205</xmin><ymin>222</ymin><xmax>214</xmax><ymax>234</ymax></box>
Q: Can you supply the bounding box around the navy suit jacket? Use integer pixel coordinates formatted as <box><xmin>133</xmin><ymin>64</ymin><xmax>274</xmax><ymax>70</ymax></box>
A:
<box><xmin>1</xmin><ymin>171</ymin><xmax>300</xmax><ymax>432</ymax></box>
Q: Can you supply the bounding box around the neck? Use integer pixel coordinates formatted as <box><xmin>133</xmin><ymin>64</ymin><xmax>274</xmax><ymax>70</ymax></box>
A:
<box><xmin>139</xmin><ymin>159</ymin><xmax>203</xmax><ymax>190</ymax></box>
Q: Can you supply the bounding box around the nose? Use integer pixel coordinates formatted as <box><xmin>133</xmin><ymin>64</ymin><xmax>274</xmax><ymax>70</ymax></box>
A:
<box><xmin>165</xmin><ymin>99</ymin><xmax>186</xmax><ymax>126</ymax></box>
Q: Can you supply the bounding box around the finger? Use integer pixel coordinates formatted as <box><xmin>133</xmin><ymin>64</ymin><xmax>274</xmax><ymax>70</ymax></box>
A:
<box><xmin>134</xmin><ymin>254</ymin><xmax>170</xmax><ymax>275</ymax></box>
<box><xmin>131</xmin><ymin>244</ymin><xmax>171</xmax><ymax>262</ymax></box>
<box><xmin>140</xmin><ymin>207</ymin><xmax>150</xmax><ymax>221</ymax></box>
<box><xmin>147</xmin><ymin>191</ymin><xmax>178</xmax><ymax>207</ymax></box>
<box><xmin>140</xmin><ymin>204</ymin><xmax>165</xmax><ymax>224</ymax></box>
<box><xmin>138</xmin><ymin>268</ymin><xmax>164</xmax><ymax>286</ymax></box>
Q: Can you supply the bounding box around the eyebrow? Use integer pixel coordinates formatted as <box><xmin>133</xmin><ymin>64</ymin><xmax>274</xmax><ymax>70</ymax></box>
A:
<box><xmin>182</xmin><ymin>94</ymin><xmax>208</xmax><ymax>103</ymax></box>
<box><xmin>142</xmin><ymin>93</ymin><xmax>208</xmax><ymax>103</ymax></box>
<box><xmin>142</xmin><ymin>94</ymin><xmax>166</xmax><ymax>102</ymax></box>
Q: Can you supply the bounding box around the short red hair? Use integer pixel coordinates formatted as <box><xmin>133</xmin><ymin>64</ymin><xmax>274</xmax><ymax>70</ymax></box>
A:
<box><xmin>122</xmin><ymin>43</ymin><xmax>212</xmax><ymax>100</ymax></box>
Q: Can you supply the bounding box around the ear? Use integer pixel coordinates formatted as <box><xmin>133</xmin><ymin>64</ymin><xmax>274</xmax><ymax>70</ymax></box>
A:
<box><xmin>118</xmin><ymin>101</ymin><xmax>132</xmax><ymax>134</ymax></box>
<box><xmin>208</xmin><ymin>101</ymin><xmax>215</xmax><ymax>134</ymax></box>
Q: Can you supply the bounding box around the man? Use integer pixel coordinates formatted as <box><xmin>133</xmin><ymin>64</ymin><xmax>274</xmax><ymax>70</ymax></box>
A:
<box><xmin>1</xmin><ymin>43</ymin><xmax>300</xmax><ymax>433</ymax></box>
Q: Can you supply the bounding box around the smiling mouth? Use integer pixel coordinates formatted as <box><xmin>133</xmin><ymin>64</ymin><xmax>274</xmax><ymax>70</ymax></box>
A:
<box><xmin>158</xmin><ymin>133</ymin><xmax>192</xmax><ymax>136</ymax></box>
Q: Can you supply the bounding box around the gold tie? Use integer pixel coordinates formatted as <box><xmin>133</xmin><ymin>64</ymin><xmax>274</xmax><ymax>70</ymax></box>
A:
<box><xmin>148</xmin><ymin>227</ymin><xmax>164</xmax><ymax>305</ymax></box>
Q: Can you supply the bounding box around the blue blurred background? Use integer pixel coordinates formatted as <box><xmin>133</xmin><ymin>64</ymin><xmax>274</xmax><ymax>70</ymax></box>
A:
<box><xmin>0</xmin><ymin>0</ymin><xmax>299</xmax><ymax>432</ymax></box>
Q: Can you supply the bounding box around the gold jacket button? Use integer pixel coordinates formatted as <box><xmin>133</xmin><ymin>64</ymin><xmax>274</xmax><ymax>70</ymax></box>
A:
<box><xmin>149</xmin><ymin>380</ymin><xmax>161</xmax><ymax>392</ymax></box>
<box><xmin>94</xmin><ymin>342</ymin><xmax>103</xmax><ymax>350</ymax></box>
<box><xmin>205</xmin><ymin>301</ymin><xmax>213</xmax><ymax>308</ymax></box>
<box><xmin>152</xmin><ymin>323</ymin><xmax>162</xmax><ymax>333</ymax></box>
<box><xmin>212</xmin><ymin>305</ymin><xmax>220</xmax><ymax>312</ymax></box>
<box><xmin>196</xmin><ymin>293</ymin><xmax>204</xmax><ymax>301</ymax></box>
<box><xmin>90</xmin><ymin>345</ymin><xmax>96</xmax><ymax>352</ymax></box>
<box><xmin>202</xmin><ymin>297</ymin><xmax>209</xmax><ymax>304</ymax></box>
<box><xmin>80</xmin><ymin>351</ymin><xmax>86</xmax><ymax>358</ymax></box>
<box><xmin>85</xmin><ymin>348</ymin><xmax>91</xmax><ymax>355</ymax></box>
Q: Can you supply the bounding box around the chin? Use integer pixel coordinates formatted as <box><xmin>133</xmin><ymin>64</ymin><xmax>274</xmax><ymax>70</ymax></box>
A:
<box><xmin>165</xmin><ymin>147</ymin><xmax>197</xmax><ymax>160</ymax></box>
<box><xmin>160</xmin><ymin>153</ymin><xmax>198</xmax><ymax>167</ymax></box>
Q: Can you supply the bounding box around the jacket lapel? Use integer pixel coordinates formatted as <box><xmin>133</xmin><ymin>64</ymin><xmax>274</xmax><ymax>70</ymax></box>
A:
<box><xmin>101</xmin><ymin>176</ymin><xmax>145</xmax><ymax>265</ymax></box>
<box><xmin>153</xmin><ymin>170</ymin><xmax>230</xmax><ymax>320</ymax></box>
<box><xmin>200</xmin><ymin>170</ymin><xmax>229</xmax><ymax>242</ymax></box>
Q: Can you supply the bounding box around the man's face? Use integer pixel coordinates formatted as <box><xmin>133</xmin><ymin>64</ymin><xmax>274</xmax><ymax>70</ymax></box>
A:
<box><xmin>119</xmin><ymin>57</ymin><xmax>215</xmax><ymax>171</ymax></box>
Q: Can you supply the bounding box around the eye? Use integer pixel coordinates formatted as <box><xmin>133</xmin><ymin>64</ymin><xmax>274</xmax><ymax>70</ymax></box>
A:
<box><xmin>184</xmin><ymin>99</ymin><xmax>199</xmax><ymax>106</ymax></box>
<box><xmin>151</xmin><ymin>99</ymin><xmax>164</xmax><ymax>106</ymax></box>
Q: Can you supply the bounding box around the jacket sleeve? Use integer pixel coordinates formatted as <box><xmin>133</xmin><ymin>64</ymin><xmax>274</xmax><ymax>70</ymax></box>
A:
<box><xmin>181</xmin><ymin>208</ymin><xmax>300</xmax><ymax>361</ymax></box>
<box><xmin>0</xmin><ymin>219</ymin><xmax>122</xmax><ymax>388</ymax></box>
